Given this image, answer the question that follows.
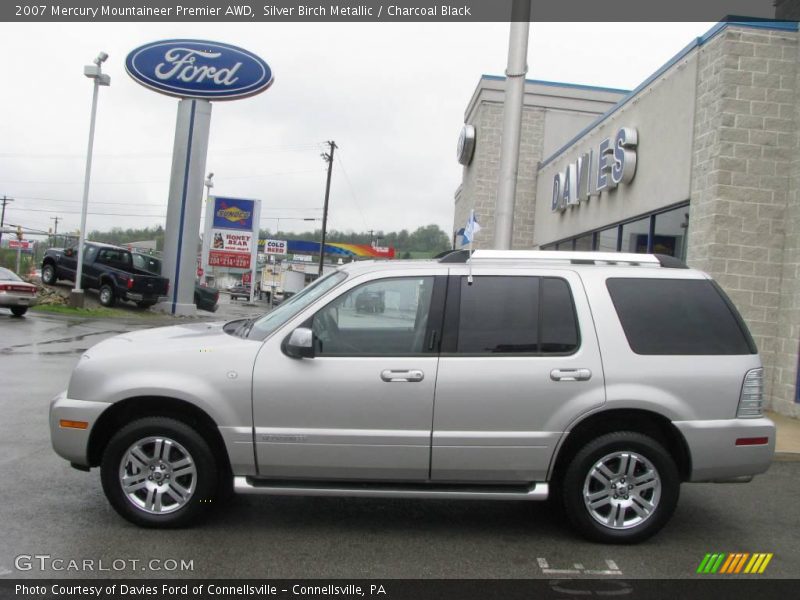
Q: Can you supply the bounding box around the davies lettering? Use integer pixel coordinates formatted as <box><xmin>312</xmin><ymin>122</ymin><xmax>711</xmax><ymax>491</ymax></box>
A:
<box><xmin>552</xmin><ymin>127</ymin><xmax>638</xmax><ymax>213</ymax></box>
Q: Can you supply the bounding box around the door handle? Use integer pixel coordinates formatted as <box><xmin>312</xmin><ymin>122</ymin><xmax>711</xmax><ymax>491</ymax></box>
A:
<box><xmin>550</xmin><ymin>368</ymin><xmax>592</xmax><ymax>382</ymax></box>
<box><xmin>381</xmin><ymin>369</ymin><xmax>424</xmax><ymax>383</ymax></box>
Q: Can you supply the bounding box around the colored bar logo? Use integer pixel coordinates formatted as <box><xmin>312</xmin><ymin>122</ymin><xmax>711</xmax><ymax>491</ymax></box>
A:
<box><xmin>696</xmin><ymin>553</ymin><xmax>773</xmax><ymax>574</ymax></box>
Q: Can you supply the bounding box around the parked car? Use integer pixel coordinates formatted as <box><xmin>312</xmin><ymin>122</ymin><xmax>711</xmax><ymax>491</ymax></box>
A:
<box><xmin>228</xmin><ymin>285</ymin><xmax>251</xmax><ymax>301</ymax></box>
<box><xmin>42</xmin><ymin>243</ymin><xmax>169</xmax><ymax>308</ymax></box>
<box><xmin>131</xmin><ymin>253</ymin><xmax>218</xmax><ymax>313</ymax></box>
<box><xmin>0</xmin><ymin>266</ymin><xmax>37</xmax><ymax>316</ymax></box>
<box><xmin>355</xmin><ymin>289</ymin><xmax>385</xmax><ymax>313</ymax></box>
<box><xmin>49</xmin><ymin>251</ymin><xmax>774</xmax><ymax>543</ymax></box>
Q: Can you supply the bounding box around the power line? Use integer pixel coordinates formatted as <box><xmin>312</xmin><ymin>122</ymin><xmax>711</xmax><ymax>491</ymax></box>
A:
<box><xmin>335</xmin><ymin>150</ymin><xmax>370</xmax><ymax>232</ymax></box>
<box><xmin>8</xmin><ymin>194</ymin><xmax>324</xmax><ymax>211</ymax></box>
<box><xmin>0</xmin><ymin>168</ymin><xmax>326</xmax><ymax>186</ymax></box>
<box><xmin>0</xmin><ymin>142</ymin><xmax>325</xmax><ymax>160</ymax></box>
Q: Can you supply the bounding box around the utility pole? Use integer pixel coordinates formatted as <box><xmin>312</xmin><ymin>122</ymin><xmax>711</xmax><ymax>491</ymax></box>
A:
<box><xmin>0</xmin><ymin>196</ymin><xmax>13</xmax><ymax>246</ymax></box>
<box><xmin>50</xmin><ymin>216</ymin><xmax>60</xmax><ymax>246</ymax></box>
<box><xmin>318</xmin><ymin>140</ymin><xmax>337</xmax><ymax>277</ymax></box>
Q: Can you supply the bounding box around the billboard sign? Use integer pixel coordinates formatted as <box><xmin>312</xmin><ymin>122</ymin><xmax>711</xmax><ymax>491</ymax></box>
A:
<box><xmin>125</xmin><ymin>40</ymin><xmax>273</xmax><ymax>101</ymax></box>
<box><xmin>212</xmin><ymin>197</ymin><xmax>255</xmax><ymax>230</ymax></box>
<box><xmin>205</xmin><ymin>196</ymin><xmax>260</xmax><ymax>271</ymax></box>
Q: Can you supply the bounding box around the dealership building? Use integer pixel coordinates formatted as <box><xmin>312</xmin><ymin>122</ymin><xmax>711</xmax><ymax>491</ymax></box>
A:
<box><xmin>453</xmin><ymin>20</ymin><xmax>800</xmax><ymax>417</ymax></box>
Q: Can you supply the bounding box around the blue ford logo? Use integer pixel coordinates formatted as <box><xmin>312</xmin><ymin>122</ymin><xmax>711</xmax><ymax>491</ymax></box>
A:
<box><xmin>125</xmin><ymin>39</ymin><xmax>273</xmax><ymax>100</ymax></box>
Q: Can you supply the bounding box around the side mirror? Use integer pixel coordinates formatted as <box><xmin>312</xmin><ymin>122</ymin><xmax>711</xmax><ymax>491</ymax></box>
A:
<box><xmin>283</xmin><ymin>327</ymin><xmax>314</xmax><ymax>359</ymax></box>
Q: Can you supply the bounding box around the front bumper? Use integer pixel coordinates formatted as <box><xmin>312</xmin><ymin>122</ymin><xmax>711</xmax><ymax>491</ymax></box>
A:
<box><xmin>674</xmin><ymin>417</ymin><xmax>775</xmax><ymax>482</ymax></box>
<box><xmin>49</xmin><ymin>391</ymin><xmax>111</xmax><ymax>467</ymax></box>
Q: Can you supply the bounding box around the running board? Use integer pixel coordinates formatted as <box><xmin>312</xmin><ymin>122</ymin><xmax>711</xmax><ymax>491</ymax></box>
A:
<box><xmin>233</xmin><ymin>476</ymin><xmax>548</xmax><ymax>501</ymax></box>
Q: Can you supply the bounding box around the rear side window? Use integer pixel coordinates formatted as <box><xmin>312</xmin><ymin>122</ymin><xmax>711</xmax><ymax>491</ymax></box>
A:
<box><xmin>606</xmin><ymin>278</ymin><xmax>756</xmax><ymax>355</ymax></box>
<box><xmin>454</xmin><ymin>276</ymin><xmax>579</xmax><ymax>354</ymax></box>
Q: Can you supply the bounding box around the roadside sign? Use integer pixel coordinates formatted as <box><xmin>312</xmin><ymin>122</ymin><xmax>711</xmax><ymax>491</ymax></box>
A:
<box><xmin>8</xmin><ymin>240</ymin><xmax>32</xmax><ymax>249</ymax></box>
<box><xmin>264</xmin><ymin>239</ymin><xmax>288</xmax><ymax>255</ymax></box>
<box><xmin>197</xmin><ymin>267</ymin><xmax>203</xmax><ymax>277</ymax></box>
<box><xmin>242</xmin><ymin>272</ymin><xmax>251</xmax><ymax>285</ymax></box>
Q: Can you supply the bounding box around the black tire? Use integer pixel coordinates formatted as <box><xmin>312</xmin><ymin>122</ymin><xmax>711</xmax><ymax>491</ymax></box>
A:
<box><xmin>561</xmin><ymin>431</ymin><xmax>679</xmax><ymax>544</ymax></box>
<box><xmin>100</xmin><ymin>417</ymin><xmax>219</xmax><ymax>528</ymax></box>
<box><xmin>42</xmin><ymin>263</ymin><xmax>56</xmax><ymax>285</ymax></box>
<box><xmin>98</xmin><ymin>283</ymin><xmax>116</xmax><ymax>307</ymax></box>
<box><xmin>10</xmin><ymin>306</ymin><xmax>28</xmax><ymax>317</ymax></box>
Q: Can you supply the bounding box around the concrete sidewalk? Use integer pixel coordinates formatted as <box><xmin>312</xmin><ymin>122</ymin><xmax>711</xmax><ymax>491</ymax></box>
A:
<box><xmin>767</xmin><ymin>411</ymin><xmax>800</xmax><ymax>454</ymax></box>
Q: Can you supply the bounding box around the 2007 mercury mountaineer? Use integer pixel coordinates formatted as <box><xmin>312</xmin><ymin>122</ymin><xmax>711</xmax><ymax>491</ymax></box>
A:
<box><xmin>50</xmin><ymin>250</ymin><xmax>775</xmax><ymax>543</ymax></box>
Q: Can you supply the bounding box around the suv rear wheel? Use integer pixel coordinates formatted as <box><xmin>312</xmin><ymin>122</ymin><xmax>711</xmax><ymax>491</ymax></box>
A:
<box><xmin>561</xmin><ymin>431</ymin><xmax>679</xmax><ymax>544</ymax></box>
<box><xmin>100</xmin><ymin>417</ymin><xmax>219</xmax><ymax>528</ymax></box>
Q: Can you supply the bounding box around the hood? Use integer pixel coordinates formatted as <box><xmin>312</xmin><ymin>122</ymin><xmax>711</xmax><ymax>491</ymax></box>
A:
<box><xmin>84</xmin><ymin>321</ymin><xmax>255</xmax><ymax>360</ymax></box>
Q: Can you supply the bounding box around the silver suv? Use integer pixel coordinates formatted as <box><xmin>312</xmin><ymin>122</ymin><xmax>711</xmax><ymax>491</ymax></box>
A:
<box><xmin>50</xmin><ymin>251</ymin><xmax>775</xmax><ymax>543</ymax></box>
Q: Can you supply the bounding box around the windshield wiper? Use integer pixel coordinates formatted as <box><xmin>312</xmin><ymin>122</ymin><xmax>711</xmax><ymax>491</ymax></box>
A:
<box><xmin>240</xmin><ymin>317</ymin><xmax>258</xmax><ymax>339</ymax></box>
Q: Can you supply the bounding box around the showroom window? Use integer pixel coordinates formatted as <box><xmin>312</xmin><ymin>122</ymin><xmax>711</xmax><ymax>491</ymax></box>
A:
<box><xmin>540</xmin><ymin>202</ymin><xmax>690</xmax><ymax>258</ymax></box>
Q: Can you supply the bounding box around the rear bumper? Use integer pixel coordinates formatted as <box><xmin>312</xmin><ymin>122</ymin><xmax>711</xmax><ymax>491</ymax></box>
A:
<box><xmin>674</xmin><ymin>417</ymin><xmax>775</xmax><ymax>482</ymax></box>
<box><xmin>124</xmin><ymin>292</ymin><xmax>162</xmax><ymax>302</ymax></box>
<box><xmin>0</xmin><ymin>293</ymin><xmax>37</xmax><ymax>308</ymax></box>
<box><xmin>49</xmin><ymin>391</ymin><xmax>111</xmax><ymax>467</ymax></box>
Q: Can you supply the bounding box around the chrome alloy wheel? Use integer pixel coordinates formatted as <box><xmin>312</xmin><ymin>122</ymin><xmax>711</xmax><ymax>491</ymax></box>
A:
<box><xmin>100</xmin><ymin>287</ymin><xmax>112</xmax><ymax>304</ymax></box>
<box><xmin>582</xmin><ymin>451</ymin><xmax>661</xmax><ymax>530</ymax></box>
<box><xmin>119</xmin><ymin>436</ymin><xmax>197</xmax><ymax>515</ymax></box>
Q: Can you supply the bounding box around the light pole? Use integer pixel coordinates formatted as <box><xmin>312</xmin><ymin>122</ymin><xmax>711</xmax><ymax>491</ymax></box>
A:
<box><xmin>203</xmin><ymin>172</ymin><xmax>214</xmax><ymax>284</ymax></box>
<box><xmin>70</xmin><ymin>51</ymin><xmax>110</xmax><ymax>308</ymax></box>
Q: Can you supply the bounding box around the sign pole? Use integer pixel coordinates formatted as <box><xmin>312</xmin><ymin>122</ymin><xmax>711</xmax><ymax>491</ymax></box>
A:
<box><xmin>156</xmin><ymin>99</ymin><xmax>212</xmax><ymax>316</ymax></box>
<box><xmin>248</xmin><ymin>200</ymin><xmax>261</xmax><ymax>304</ymax></box>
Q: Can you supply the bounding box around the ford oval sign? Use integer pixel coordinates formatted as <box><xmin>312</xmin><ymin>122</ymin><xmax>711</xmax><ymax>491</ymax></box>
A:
<box><xmin>125</xmin><ymin>39</ymin><xmax>273</xmax><ymax>101</ymax></box>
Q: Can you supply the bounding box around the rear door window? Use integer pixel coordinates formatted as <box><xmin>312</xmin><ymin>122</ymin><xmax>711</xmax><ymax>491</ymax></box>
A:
<box><xmin>606</xmin><ymin>278</ymin><xmax>756</xmax><ymax>355</ymax></box>
<box><xmin>450</xmin><ymin>276</ymin><xmax>579</xmax><ymax>355</ymax></box>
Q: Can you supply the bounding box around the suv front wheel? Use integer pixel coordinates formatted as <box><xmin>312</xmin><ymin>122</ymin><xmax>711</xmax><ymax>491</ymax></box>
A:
<box><xmin>561</xmin><ymin>431</ymin><xmax>679</xmax><ymax>544</ymax></box>
<box><xmin>100</xmin><ymin>417</ymin><xmax>219</xmax><ymax>528</ymax></box>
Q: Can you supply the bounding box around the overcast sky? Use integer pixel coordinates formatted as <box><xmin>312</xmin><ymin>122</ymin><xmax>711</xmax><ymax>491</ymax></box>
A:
<box><xmin>0</xmin><ymin>21</ymin><xmax>714</xmax><ymax>241</ymax></box>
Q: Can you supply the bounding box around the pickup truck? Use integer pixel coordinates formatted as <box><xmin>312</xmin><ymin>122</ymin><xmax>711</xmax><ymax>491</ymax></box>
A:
<box><xmin>131</xmin><ymin>252</ymin><xmax>218</xmax><ymax>313</ymax></box>
<box><xmin>41</xmin><ymin>242</ymin><xmax>170</xmax><ymax>308</ymax></box>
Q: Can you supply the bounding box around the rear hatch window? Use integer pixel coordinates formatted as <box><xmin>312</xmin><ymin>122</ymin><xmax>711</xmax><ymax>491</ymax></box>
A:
<box><xmin>606</xmin><ymin>278</ymin><xmax>757</xmax><ymax>355</ymax></box>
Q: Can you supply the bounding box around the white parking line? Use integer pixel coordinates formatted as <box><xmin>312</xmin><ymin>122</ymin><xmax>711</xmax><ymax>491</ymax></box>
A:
<box><xmin>538</xmin><ymin>557</ymin><xmax>622</xmax><ymax>576</ymax></box>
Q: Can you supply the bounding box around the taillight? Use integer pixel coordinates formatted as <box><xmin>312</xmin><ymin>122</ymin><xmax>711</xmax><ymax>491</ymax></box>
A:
<box><xmin>0</xmin><ymin>284</ymin><xmax>8</xmax><ymax>292</ymax></box>
<box><xmin>737</xmin><ymin>368</ymin><xmax>764</xmax><ymax>418</ymax></box>
<box><xmin>127</xmin><ymin>277</ymin><xmax>134</xmax><ymax>290</ymax></box>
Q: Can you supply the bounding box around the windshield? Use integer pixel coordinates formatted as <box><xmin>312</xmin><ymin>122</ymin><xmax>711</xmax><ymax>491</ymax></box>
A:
<box><xmin>0</xmin><ymin>267</ymin><xmax>22</xmax><ymax>281</ymax></box>
<box><xmin>245</xmin><ymin>271</ymin><xmax>347</xmax><ymax>340</ymax></box>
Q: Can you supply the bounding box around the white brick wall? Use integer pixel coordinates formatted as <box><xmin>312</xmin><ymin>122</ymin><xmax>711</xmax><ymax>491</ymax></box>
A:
<box><xmin>453</xmin><ymin>104</ymin><xmax>544</xmax><ymax>249</ymax></box>
<box><xmin>687</xmin><ymin>27</ymin><xmax>799</xmax><ymax>416</ymax></box>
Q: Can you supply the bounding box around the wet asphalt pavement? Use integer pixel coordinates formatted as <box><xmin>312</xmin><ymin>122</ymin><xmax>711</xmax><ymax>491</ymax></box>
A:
<box><xmin>0</xmin><ymin>304</ymin><xmax>799</xmax><ymax>580</ymax></box>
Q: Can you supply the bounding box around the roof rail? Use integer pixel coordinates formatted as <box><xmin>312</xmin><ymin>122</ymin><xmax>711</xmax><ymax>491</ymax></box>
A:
<box><xmin>436</xmin><ymin>249</ymin><xmax>471</xmax><ymax>263</ymax></box>
<box><xmin>464</xmin><ymin>250</ymin><xmax>687</xmax><ymax>268</ymax></box>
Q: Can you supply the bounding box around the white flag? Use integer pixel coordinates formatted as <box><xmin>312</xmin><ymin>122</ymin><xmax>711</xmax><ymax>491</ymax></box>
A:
<box><xmin>462</xmin><ymin>210</ymin><xmax>481</xmax><ymax>245</ymax></box>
